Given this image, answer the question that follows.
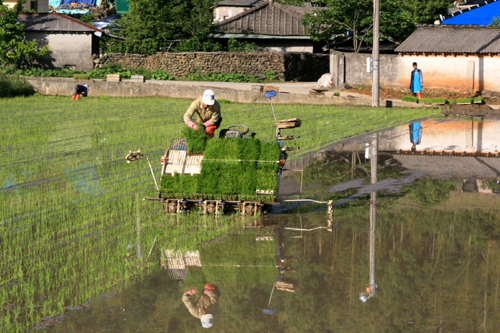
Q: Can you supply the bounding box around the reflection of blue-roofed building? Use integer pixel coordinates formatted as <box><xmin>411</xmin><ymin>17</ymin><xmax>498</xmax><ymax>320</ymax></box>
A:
<box><xmin>91</xmin><ymin>13</ymin><xmax>121</xmax><ymax>30</ymax></box>
<box><xmin>65</xmin><ymin>164</ymin><xmax>102</xmax><ymax>195</ymax></box>
<box><xmin>442</xmin><ymin>1</ymin><xmax>500</xmax><ymax>26</ymax></box>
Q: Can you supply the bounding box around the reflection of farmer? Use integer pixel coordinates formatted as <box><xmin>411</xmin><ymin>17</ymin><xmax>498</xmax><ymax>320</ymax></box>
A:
<box><xmin>183</xmin><ymin>89</ymin><xmax>223</xmax><ymax>138</ymax></box>
<box><xmin>71</xmin><ymin>84</ymin><xmax>89</xmax><ymax>100</ymax></box>
<box><xmin>182</xmin><ymin>283</ymin><xmax>220</xmax><ymax>328</ymax></box>
<box><xmin>410</xmin><ymin>62</ymin><xmax>423</xmax><ymax>99</ymax></box>
<box><xmin>409</xmin><ymin>122</ymin><xmax>422</xmax><ymax>152</ymax></box>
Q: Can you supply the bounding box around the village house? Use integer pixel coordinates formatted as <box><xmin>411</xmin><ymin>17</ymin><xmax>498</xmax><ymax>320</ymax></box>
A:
<box><xmin>3</xmin><ymin>0</ymin><xmax>48</xmax><ymax>11</ymax></box>
<box><xmin>330</xmin><ymin>24</ymin><xmax>500</xmax><ymax>92</ymax></box>
<box><xmin>216</xmin><ymin>0</ymin><xmax>321</xmax><ymax>53</ymax></box>
<box><xmin>394</xmin><ymin>24</ymin><xmax>500</xmax><ymax>92</ymax></box>
<box><xmin>17</xmin><ymin>12</ymin><xmax>102</xmax><ymax>71</ymax></box>
<box><xmin>214</xmin><ymin>0</ymin><xmax>265</xmax><ymax>22</ymax></box>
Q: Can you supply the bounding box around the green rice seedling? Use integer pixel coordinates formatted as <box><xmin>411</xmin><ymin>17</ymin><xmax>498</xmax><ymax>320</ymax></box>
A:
<box><xmin>402</xmin><ymin>95</ymin><xmax>418</xmax><ymax>103</ymax></box>
<box><xmin>449</xmin><ymin>98</ymin><xmax>473</xmax><ymax>104</ymax></box>
<box><xmin>217</xmin><ymin>99</ymin><xmax>231</xmax><ymax>104</ymax></box>
<box><xmin>182</xmin><ymin>122</ymin><xmax>207</xmax><ymax>154</ymax></box>
<box><xmin>473</xmin><ymin>97</ymin><xmax>485</xmax><ymax>104</ymax></box>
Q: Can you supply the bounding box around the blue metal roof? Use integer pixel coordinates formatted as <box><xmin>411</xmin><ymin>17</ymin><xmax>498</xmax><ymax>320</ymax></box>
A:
<box><xmin>443</xmin><ymin>1</ymin><xmax>500</xmax><ymax>26</ymax></box>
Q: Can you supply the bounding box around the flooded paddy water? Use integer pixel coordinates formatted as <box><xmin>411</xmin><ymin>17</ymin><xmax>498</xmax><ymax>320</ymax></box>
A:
<box><xmin>2</xmin><ymin>96</ymin><xmax>500</xmax><ymax>332</ymax></box>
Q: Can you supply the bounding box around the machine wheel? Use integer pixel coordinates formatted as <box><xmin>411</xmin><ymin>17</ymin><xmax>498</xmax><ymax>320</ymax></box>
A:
<box><xmin>163</xmin><ymin>201</ymin><xmax>177</xmax><ymax>213</ymax></box>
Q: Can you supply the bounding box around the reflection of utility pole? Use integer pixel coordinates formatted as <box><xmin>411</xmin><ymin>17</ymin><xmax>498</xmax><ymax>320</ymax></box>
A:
<box><xmin>361</xmin><ymin>135</ymin><xmax>378</xmax><ymax>302</ymax></box>
<box><xmin>136</xmin><ymin>193</ymin><xmax>142</xmax><ymax>260</ymax></box>
<box><xmin>369</xmin><ymin>134</ymin><xmax>377</xmax><ymax>296</ymax></box>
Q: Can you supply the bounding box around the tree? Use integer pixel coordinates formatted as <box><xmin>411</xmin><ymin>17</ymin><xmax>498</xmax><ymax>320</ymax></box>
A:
<box><xmin>0</xmin><ymin>0</ymin><xmax>50</xmax><ymax>68</ymax></box>
<box><xmin>113</xmin><ymin>0</ymin><xmax>221</xmax><ymax>54</ymax></box>
<box><xmin>303</xmin><ymin>0</ymin><xmax>450</xmax><ymax>53</ymax></box>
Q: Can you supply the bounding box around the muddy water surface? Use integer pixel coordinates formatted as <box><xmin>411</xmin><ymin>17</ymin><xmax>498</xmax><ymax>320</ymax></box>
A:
<box><xmin>48</xmin><ymin>118</ymin><xmax>500</xmax><ymax>332</ymax></box>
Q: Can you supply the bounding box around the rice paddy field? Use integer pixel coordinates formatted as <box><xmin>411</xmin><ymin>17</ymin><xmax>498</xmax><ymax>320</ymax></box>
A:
<box><xmin>0</xmin><ymin>95</ymin><xmax>438</xmax><ymax>331</ymax></box>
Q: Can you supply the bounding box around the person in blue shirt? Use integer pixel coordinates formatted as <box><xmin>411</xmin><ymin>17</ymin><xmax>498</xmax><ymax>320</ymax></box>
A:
<box><xmin>409</xmin><ymin>122</ymin><xmax>422</xmax><ymax>152</ymax></box>
<box><xmin>71</xmin><ymin>84</ymin><xmax>89</xmax><ymax>100</ymax></box>
<box><xmin>410</xmin><ymin>62</ymin><xmax>423</xmax><ymax>99</ymax></box>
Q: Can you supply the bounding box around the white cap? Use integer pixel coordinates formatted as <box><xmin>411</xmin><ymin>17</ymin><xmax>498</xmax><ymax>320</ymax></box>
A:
<box><xmin>202</xmin><ymin>90</ymin><xmax>215</xmax><ymax>105</ymax></box>
<box><xmin>83</xmin><ymin>84</ymin><xmax>89</xmax><ymax>89</ymax></box>
<box><xmin>201</xmin><ymin>314</ymin><xmax>213</xmax><ymax>328</ymax></box>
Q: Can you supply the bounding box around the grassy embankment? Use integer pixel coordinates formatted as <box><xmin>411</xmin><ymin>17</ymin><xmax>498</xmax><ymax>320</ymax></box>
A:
<box><xmin>0</xmin><ymin>95</ymin><xmax>438</xmax><ymax>330</ymax></box>
<box><xmin>0</xmin><ymin>74</ymin><xmax>35</xmax><ymax>98</ymax></box>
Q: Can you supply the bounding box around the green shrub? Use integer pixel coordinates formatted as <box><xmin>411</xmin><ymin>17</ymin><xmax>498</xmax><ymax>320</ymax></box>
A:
<box><xmin>182</xmin><ymin>122</ymin><xmax>208</xmax><ymax>155</ymax></box>
<box><xmin>333</xmin><ymin>91</ymin><xmax>340</xmax><ymax>97</ymax></box>
<box><xmin>0</xmin><ymin>74</ymin><xmax>35</xmax><ymax>98</ymax></box>
<box><xmin>227</xmin><ymin>38</ymin><xmax>257</xmax><ymax>53</ymax></box>
<box><xmin>151</xmin><ymin>69</ymin><xmax>174</xmax><ymax>80</ymax></box>
<box><xmin>186</xmin><ymin>70</ymin><xmax>259</xmax><ymax>83</ymax></box>
<box><xmin>263</xmin><ymin>70</ymin><xmax>277</xmax><ymax>80</ymax></box>
<box><xmin>73</xmin><ymin>74</ymin><xmax>89</xmax><ymax>79</ymax></box>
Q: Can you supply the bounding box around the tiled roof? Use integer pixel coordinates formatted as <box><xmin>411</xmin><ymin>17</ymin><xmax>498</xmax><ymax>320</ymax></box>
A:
<box><xmin>395</xmin><ymin>24</ymin><xmax>500</xmax><ymax>54</ymax></box>
<box><xmin>217</xmin><ymin>1</ymin><xmax>315</xmax><ymax>36</ymax></box>
<box><xmin>394</xmin><ymin>155</ymin><xmax>500</xmax><ymax>178</ymax></box>
<box><xmin>218</xmin><ymin>0</ymin><xmax>265</xmax><ymax>7</ymax></box>
<box><xmin>17</xmin><ymin>12</ymin><xmax>102</xmax><ymax>32</ymax></box>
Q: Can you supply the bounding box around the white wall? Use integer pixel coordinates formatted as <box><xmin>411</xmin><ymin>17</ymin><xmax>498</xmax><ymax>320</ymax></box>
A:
<box><xmin>340</xmin><ymin>52</ymin><xmax>500</xmax><ymax>92</ymax></box>
<box><xmin>25</xmin><ymin>32</ymin><xmax>94</xmax><ymax>71</ymax></box>
<box><xmin>214</xmin><ymin>6</ymin><xmax>249</xmax><ymax>22</ymax></box>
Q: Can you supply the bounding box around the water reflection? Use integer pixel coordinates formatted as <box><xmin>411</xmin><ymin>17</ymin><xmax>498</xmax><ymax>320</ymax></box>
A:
<box><xmin>45</xmin><ymin>118</ymin><xmax>500</xmax><ymax>332</ymax></box>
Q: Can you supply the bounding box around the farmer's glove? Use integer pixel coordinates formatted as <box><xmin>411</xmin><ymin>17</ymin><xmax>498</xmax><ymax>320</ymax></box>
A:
<box><xmin>203</xmin><ymin>121</ymin><xmax>212</xmax><ymax>127</ymax></box>
<box><xmin>187</xmin><ymin>121</ymin><xmax>199</xmax><ymax>131</ymax></box>
<box><xmin>185</xmin><ymin>289</ymin><xmax>198</xmax><ymax>296</ymax></box>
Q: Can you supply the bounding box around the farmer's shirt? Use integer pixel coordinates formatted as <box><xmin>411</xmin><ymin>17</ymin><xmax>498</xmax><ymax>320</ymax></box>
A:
<box><xmin>76</xmin><ymin>85</ymin><xmax>88</xmax><ymax>96</ymax></box>
<box><xmin>183</xmin><ymin>98</ymin><xmax>221</xmax><ymax>126</ymax></box>
<box><xmin>182</xmin><ymin>291</ymin><xmax>220</xmax><ymax>319</ymax></box>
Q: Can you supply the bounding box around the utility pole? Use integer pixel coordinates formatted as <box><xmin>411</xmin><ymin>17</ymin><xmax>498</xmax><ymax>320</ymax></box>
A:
<box><xmin>372</xmin><ymin>0</ymin><xmax>380</xmax><ymax>107</ymax></box>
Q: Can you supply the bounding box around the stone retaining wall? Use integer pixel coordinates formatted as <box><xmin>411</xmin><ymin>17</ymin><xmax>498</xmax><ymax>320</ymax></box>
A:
<box><xmin>95</xmin><ymin>52</ymin><xmax>329</xmax><ymax>82</ymax></box>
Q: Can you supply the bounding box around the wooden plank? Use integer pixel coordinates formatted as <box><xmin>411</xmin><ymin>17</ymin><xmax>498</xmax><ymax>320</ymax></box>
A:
<box><xmin>130</xmin><ymin>75</ymin><xmax>145</xmax><ymax>82</ymax></box>
<box><xmin>107</xmin><ymin>74</ymin><xmax>122</xmax><ymax>82</ymax></box>
<box><xmin>264</xmin><ymin>85</ymin><xmax>279</xmax><ymax>92</ymax></box>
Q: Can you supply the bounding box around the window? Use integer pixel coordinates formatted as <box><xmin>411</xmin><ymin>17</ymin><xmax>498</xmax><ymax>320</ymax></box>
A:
<box><xmin>30</xmin><ymin>1</ymin><xmax>37</xmax><ymax>11</ymax></box>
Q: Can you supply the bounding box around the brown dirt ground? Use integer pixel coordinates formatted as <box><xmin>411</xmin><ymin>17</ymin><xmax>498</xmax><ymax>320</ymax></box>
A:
<box><xmin>342</xmin><ymin>85</ymin><xmax>499</xmax><ymax>104</ymax></box>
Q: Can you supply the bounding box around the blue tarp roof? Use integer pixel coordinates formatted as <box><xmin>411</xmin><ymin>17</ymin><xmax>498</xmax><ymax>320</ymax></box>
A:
<box><xmin>443</xmin><ymin>1</ymin><xmax>500</xmax><ymax>26</ymax></box>
<box><xmin>91</xmin><ymin>14</ymin><xmax>122</xmax><ymax>30</ymax></box>
<box><xmin>60</xmin><ymin>0</ymin><xmax>95</xmax><ymax>5</ymax></box>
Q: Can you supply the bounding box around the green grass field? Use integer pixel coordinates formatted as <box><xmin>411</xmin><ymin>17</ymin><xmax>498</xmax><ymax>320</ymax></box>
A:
<box><xmin>0</xmin><ymin>95</ymin><xmax>438</xmax><ymax>330</ymax></box>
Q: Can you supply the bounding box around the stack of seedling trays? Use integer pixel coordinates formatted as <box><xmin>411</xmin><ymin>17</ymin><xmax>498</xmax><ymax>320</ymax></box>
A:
<box><xmin>158</xmin><ymin>123</ymin><xmax>283</xmax><ymax>215</ymax></box>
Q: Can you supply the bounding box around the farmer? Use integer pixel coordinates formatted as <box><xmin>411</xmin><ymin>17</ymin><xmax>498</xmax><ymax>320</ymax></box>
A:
<box><xmin>410</xmin><ymin>62</ymin><xmax>423</xmax><ymax>99</ymax></box>
<box><xmin>182</xmin><ymin>283</ymin><xmax>220</xmax><ymax>328</ymax></box>
<box><xmin>71</xmin><ymin>84</ymin><xmax>89</xmax><ymax>100</ymax></box>
<box><xmin>183</xmin><ymin>89</ymin><xmax>222</xmax><ymax>138</ymax></box>
<box><xmin>409</xmin><ymin>122</ymin><xmax>422</xmax><ymax>152</ymax></box>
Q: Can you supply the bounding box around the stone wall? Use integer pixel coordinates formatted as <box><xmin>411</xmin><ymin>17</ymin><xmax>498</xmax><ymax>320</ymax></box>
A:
<box><xmin>96</xmin><ymin>52</ymin><xmax>330</xmax><ymax>82</ymax></box>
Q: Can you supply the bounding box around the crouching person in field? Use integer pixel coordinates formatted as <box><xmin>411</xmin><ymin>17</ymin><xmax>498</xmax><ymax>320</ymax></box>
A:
<box><xmin>71</xmin><ymin>84</ymin><xmax>89</xmax><ymax>100</ymax></box>
<box><xmin>183</xmin><ymin>89</ymin><xmax>222</xmax><ymax>138</ymax></box>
